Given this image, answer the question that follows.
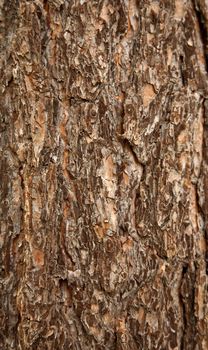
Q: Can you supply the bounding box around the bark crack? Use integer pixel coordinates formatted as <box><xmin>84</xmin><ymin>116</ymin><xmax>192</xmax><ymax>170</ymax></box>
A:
<box><xmin>192</xmin><ymin>0</ymin><xmax>208</xmax><ymax>72</ymax></box>
<box><xmin>179</xmin><ymin>264</ymin><xmax>188</xmax><ymax>350</ymax></box>
<box><xmin>199</xmin><ymin>98</ymin><xmax>208</xmax><ymax>274</ymax></box>
<box><xmin>179</xmin><ymin>263</ymin><xmax>197</xmax><ymax>350</ymax></box>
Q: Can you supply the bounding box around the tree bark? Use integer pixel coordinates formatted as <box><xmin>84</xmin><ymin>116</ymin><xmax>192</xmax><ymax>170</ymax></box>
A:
<box><xmin>0</xmin><ymin>0</ymin><xmax>207</xmax><ymax>349</ymax></box>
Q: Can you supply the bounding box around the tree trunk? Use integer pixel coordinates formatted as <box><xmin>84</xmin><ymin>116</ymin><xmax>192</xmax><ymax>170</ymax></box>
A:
<box><xmin>0</xmin><ymin>0</ymin><xmax>207</xmax><ymax>349</ymax></box>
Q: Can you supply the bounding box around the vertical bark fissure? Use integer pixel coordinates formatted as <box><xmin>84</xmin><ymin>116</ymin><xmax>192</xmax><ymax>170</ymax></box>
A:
<box><xmin>179</xmin><ymin>264</ymin><xmax>188</xmax><ymax>350</ymax></box>
<box><xmin>201</xmin><ymin>98</ymin><xmax>208</xmax><ymax>274</ymax></box>
<box><xmin>179</xmin><ymin>264</ymin><xmax>197</xmax><ymax>350</ymax></box>
<box><xmin>192</xmin><ymin>0</ymin><xmax>208</xmax><ymax>72</ymax></box>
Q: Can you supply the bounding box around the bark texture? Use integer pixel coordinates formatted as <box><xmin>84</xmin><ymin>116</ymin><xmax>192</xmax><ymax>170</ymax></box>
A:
<box><xmin>0</xmin><ymin>0</ymin><xmax>208</xmax><ymax>349</ymax></box>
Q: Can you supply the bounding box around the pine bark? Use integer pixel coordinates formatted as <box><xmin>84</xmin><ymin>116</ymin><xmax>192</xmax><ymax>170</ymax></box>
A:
<box><xmin>0</xmin><ymin>0</ymin><xmax>207</xmax><ymax>349</ymax></box>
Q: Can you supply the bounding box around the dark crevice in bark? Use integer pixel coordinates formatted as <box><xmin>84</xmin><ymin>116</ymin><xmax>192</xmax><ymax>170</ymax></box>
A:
<box><xmin>122</xmin><ymin>138</ymin><xmax>141</xmax><ymax>165</ymax></box>
<box><xmin>59</xmin><ymin>278</ymin><xmax>69</xmax><ymax>292</ymax></box>
<box><xmin>120</xmin><ymin>90</ymin><xmax>126</xmax><ymax>136</ymax></box>
<box><xmin>179</xmin><ymin>264</ymin><xmax>188</xmax><ymax>350</ymax></box>
<box><xmin>15</xmin><ymin>310</ymin><xmax>22</xmax><ymax>344</ymax></box>
<box><xmin>179</xmin><ymin>55</ymin><xmax>187</xmax><ymax>86</ymax></box>
<box><xmin>204</xmin><ymin>98</ymin><xmax>208</xmax><ymax>125</ymax></box>
<box><xmin>155</xmin><ymin>250</ymin><xmax>168</xmax><ymax>261</ymax></box>
<box><xmin>192</xmin><ymin>0</ymin><xmax>208</xmax><ymax>72</ymax></box>
<box><xmin>6</xmin><ymin>74</ymin><xmax>14</xmax><ymax>87</ymax></box>
<box><xmin>200</xmin><ymin>98</ymin><xmax>208</xmax><ymax>274</ymax></box>
<box><xmin>179</xmin><ymin>263</ymin><xmax>197</xmax><ymax>350</ymax></box>
<box><xmin>119</xmin><ymin>94</ymin><xmax>145</xmax><ymax>166</ymax></box>
<box><xmin>179</xmin><ymin>303</ymin><xmax>185</xmax><ymax>350</ymax></box>
<box><xmin>190</xmin><ymin>269</ymin><xmax>197</xmax><ymax>349</ymax></box>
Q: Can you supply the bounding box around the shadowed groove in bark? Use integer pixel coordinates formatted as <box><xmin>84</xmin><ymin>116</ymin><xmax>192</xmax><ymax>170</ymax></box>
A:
<box><xmin>192</xmin><ymin>0</ymin><xmax>208</xmax><ymax>72</ymax></box>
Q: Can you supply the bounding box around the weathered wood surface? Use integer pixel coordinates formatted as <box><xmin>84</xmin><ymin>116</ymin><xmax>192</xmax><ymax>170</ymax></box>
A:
<box><xmin>0</xmin><ymin>0</ymin><xmax>207</xmax><ymax>349</ymax></box>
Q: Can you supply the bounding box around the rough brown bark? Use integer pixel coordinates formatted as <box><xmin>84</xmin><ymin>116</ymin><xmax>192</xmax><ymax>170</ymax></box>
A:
<box><xmin>0</xmin><ymin>0</ymin><xmax>207</xmax><ymax>349</ymax></box>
